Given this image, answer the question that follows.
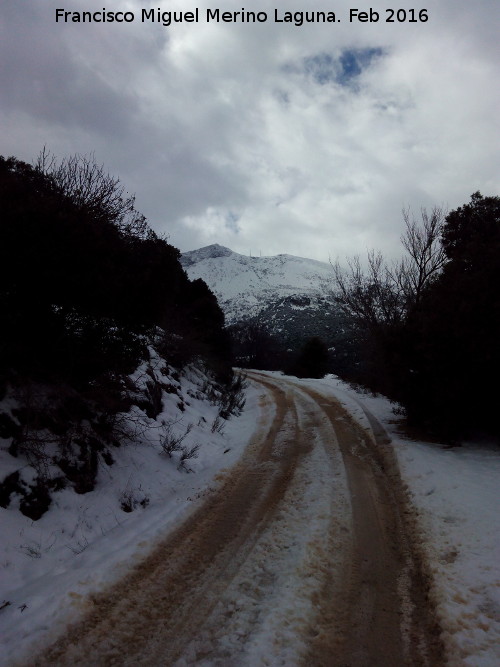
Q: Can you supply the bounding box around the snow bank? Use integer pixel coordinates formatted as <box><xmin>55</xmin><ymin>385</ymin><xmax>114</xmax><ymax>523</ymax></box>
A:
<box><xmin>0</xmin><ymin>366</ymin><xmax>261</xmax><ymax>666</ymax></box>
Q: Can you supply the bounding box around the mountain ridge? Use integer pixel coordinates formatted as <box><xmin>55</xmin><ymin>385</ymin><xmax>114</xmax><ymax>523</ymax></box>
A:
<box><xmin>180</xmin><ymin>244</ymin><xmax>336</xmax><ymax>326</ymax></box>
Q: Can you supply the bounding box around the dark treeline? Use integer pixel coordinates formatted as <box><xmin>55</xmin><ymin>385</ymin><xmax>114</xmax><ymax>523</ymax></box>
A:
<box><xmin>334</xmin><ymin>193</ymin><xmax>500</xmax><ymax>440</ymax></box>
<box><xmin>229</xmin><ymin>321</ymin><xmax>333</xmax><ymax>379</ymax></box>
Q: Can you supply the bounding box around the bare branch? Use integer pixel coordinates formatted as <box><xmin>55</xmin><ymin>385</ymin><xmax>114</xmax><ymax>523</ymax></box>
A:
<box><xmin>35</xmin><ymin>151</ymin><xmax>154</xmax><ymax>240</ymax></box>
<box><xmin>332</xmin><ymin>206</ymin><xmax>446</xmax><ymax>333</ymax></box>
<box><xmin>400</xmin><ymin>206</ymin><xmax>446</xmax><ymax>304</ymax></box>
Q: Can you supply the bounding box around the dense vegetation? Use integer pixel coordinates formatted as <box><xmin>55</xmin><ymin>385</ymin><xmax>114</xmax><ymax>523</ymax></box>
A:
<box><xmin>0</xmin><ymin>152</ymin><xmax>235</xmax><ymax>518</ymax></box>
<box><xmin>0</xmin><ymin>153</ymin><xmax>231</xmax><ymax>383</ymax></box>
<box><xmin>334</xmin><ymin>193</ymin><xmax>500</xmax><ymax>440</ymax></box>
<box><xmin>228</xmin><ymin>301</ymin><xmax>352</xmax><ymax>377</ymax></box>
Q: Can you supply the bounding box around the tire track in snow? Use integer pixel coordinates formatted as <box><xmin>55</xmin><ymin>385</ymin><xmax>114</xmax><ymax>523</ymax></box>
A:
<box><xmin>31</xmin><ymin>378</ymin><xmax>340</xmax><ymax>665</ymax></box>
<box><xmin>172</xmin><ymin>377</ymin><xmax>352</xmax><ymax>666</ymax></box>
<box><xmin>277</xmin><ymin>377</ymin><xmax>445</xmax><ymax>667</ymax></box>
<box><xmin>29</xmin><ymin>373</ymin><xmax>444</xmax><ymax>666</ymax></box>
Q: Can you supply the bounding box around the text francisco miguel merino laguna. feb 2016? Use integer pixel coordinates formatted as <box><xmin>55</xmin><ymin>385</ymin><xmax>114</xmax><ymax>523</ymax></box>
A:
<box><xmin>55</xmin><ymin>7</ymin><xmax>430</xmax><ymax>26</ymax></box>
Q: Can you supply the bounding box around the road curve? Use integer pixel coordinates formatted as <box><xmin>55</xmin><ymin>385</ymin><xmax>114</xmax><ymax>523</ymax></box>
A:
<box><xmin>30</xmin><ymin>372</ymin><xmax>443</xmax><ymax>666</ymax></box>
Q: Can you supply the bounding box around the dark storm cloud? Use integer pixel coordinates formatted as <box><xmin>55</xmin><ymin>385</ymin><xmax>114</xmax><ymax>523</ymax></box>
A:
<box><xmin>0</xmin><ymin>0</ymin><xmax>140</xmax><ymax>137</ymax></box>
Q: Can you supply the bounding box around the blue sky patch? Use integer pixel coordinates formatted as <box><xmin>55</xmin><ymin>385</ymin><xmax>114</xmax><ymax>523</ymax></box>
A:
<box><xmin>303</xmin><ymin>47</ymin><xmax>385</xmax><ymax>86</ymax></box>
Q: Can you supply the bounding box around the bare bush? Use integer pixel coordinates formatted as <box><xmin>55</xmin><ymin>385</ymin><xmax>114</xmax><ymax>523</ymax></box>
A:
<box><xmin>178</xmin><ymin>444</ymin><xmax>201</xmax><ymax>472</ymax></box>
<box><xmin>119</xmin><ymin>488</ymin><xmax>150</xmax><ymax>513</ymax></box>
<box><xmin>18</xmin><ymin>542</ymin><xmax>42</xmax><ymax>559</ymax></box>
<box><xmin>211</xmin><ymin>415</ymin><xmax>225</xmax><ymax>434</ymax></box>
<box><xmin>159</xmin><ymin>421</ymin><xmax>193</xmax><ymax>457</ymax></box>
<box><xmin>11</xmin><ymin>384</ymin><xmax>57</xmax><ymax>483</ymax></box>
<box><xmin>217</xmin><ymin>375</ymin><xmax>247</xmax><ymax>420</ymax></box>
<box><xmin>36</xmin><ymin>149</ymin><xmax>152</xmax><ymax>240</ymax></box>
<box><xmin>65</xmin><ymin>535</ymin><xmax>90</xmax><ymax>555</ymax></box>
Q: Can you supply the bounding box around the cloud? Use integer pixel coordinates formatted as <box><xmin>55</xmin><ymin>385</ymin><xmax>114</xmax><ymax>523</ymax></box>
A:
<box><xmin>1</xmin><ymin>0</ymin><xmax>499</xmax><ymax>262</ymax></box>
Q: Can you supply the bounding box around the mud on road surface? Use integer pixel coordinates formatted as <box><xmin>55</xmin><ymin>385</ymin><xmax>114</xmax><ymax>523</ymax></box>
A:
<box><xmin>291</xmin><ymin>381</ymin><xmax>444</xmax><ymax>667</ymax></box>
<box><xmin>30</xmin><ymin>372</ymin><xmax>443</xmax><ymax>666</ymax></box>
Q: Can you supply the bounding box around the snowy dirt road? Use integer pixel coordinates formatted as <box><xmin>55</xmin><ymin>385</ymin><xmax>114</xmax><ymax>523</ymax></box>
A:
<box><xmin>31</xmin><ymin>373</ymin><xmax>443</xmax><ymax>666</ymax></box>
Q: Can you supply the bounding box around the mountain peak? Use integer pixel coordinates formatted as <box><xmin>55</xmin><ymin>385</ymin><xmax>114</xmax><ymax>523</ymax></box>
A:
<box><xmin>180</xmin><ymin>244</ymin><xmax>233</xmax><ymax>266</ymax></box>
<box><xmin>181</xmin><ymin>244</ymin><xmax>335</xmax><ymax>326</ymax></box>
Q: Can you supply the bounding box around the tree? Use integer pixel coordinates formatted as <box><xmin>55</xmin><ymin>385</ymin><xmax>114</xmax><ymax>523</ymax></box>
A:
<box><xmin>333</xmin><ymin>250</ymin><xmax>406</xmax><ymax>331</ymax></box>
<box><xmin>333</xmin><ymin>206</ymin><xmax>445</xmax><ymax>330</ymax></box>
<box><xmin>228</xmin><ymin>321</ymin><xmax>287</xmax><ymax>371</ymax></box>
<box><xmin>441</xmin><ymin>192</ymin><xmax>499</xmax><ymax>260</ymax></box>
<box><xmin>175</xmin><ymin>278</ymin><xmax>233</xmax><ymax>380</ymax></box>
<box><xmin>291</xmin><ymin>337</ymin><xmax>329</xmax><ymax>378</ymax></box>
<box><xmin>398</xmin><ymin>206</ymin><xmax>446</xmax><ymax>307</ymax></box>
<box><xmin>332</xmin><ymin>206</ymin><xmax>446</xmax><ymax>391</ymax></box>
<box><xmin>404</xmin><ymin>193</ymin><xmax>500</xmax><ymax>436</ymax></box>
<box><xmin>35</xmin><ymin>149</ymin><xmax>152</xmax><ymax>239</ymax></box>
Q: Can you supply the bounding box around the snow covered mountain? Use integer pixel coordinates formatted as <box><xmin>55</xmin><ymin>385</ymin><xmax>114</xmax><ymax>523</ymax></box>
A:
<box><xmin>180</xmin><ymin>244</ymin><xmax>338</xmax><ymax>331</ymax></box>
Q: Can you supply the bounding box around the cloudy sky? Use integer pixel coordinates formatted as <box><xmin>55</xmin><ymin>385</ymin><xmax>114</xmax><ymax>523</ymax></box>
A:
<box><xmin>1</xmin><ymin>0</ymin><xmax>499</xmax><ymax>262</ymax></box>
